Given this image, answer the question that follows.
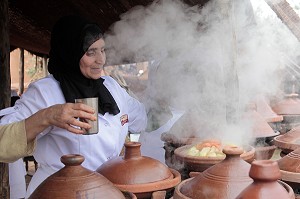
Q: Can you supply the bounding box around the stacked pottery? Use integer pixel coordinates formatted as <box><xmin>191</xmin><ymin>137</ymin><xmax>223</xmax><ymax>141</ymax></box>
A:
<box><xmin>96</xmin><ymin>142</ymin><xmax>181</xmax><ymax>199</ymax></box>
<box><xmin>277</xmin><ymin>147</ymin><xmax>300</xmax><ymax>198</ymax></box>
<box><xmin>236</xmin><ymin>160</ymin><xmax>294</xmax><ymax>199</ymax></box>
<box><xmin>242</xmin><ymin>103</ymin><xmax>279</xmax><ymax>160</ymax></box>
<box><xmin>271</xmin><ymin>93</ymin><xmax>300</xmax><ymax>134</ymax></box>
<box><xmin>173</xmin><ymin>146</ymin><xmax>253</xmax><ymax>199</ymax></box>
<box><xmin>29</xmin><ymin>154</ymin><xmax>135</xmax><ymax>199</ymax></box>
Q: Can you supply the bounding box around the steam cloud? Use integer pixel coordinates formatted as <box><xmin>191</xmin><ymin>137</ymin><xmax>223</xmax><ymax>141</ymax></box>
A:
<box><xmin>104</xmin><ymin>0</ymin><xmax>300</xmax><ymax>145</ymax></box>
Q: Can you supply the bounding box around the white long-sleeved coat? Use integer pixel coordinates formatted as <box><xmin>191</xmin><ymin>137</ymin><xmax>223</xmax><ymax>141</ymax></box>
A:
<box><xmin>0</xmin><ymin>75</ymin><xmax>147</xmax><ymax>198</ymax></box>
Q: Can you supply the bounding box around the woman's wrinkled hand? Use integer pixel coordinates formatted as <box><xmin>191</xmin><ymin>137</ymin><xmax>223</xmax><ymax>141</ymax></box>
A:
<box><xmin>45</xmin><ymin>103</ymin><xmax>97</xmax><ymax>134</ymax></box>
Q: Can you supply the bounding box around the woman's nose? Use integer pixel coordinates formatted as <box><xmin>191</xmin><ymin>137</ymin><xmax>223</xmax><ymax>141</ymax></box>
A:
<box><xmin>96</xmin><ymin>53</ymin><xmax>106</xmax><ymax>65</ymax></box>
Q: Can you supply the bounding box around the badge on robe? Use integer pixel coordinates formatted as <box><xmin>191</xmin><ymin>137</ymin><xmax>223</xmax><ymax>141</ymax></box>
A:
<box><xmin>120</xmin><ymin>114</ymin><xmax>128</xmax><ymax>126</ymax></box>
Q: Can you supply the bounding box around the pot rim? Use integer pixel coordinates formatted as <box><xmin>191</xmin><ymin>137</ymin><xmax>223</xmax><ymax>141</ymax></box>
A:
<box><xmin>174</xmin><ymin>144</ymin><xmax>255</xmax><ymax>164</ymax></box>
<box><xmin>115</xmin><ymin>168</ymin><xmax>181</xmax><ymax>193</ymax></box>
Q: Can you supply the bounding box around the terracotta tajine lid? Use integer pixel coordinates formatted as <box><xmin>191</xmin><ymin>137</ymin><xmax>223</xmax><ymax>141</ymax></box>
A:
<box><xmin>272</xmin><ymin>93</ymin><xmax>300</xmax><ymax>115</ymax></box>
<box><xmin>175</xmin><ymin>146</ymin><xmax>253</xmax><ymax>199</ymax></box>
<box><xmin>96</xmin><ymin>142</ymin><xmax>181</xmax><ymax>199</ymax></box>
<box><xmin>255</xmin><ymin>96</ymin><xmax>283</xmax><ymax>123</ymax></box>
<box><xmin>236</xmin><ymin>160</ymin><xmax>294</xmax><ymax>199</ymax></box>
<box><xmin>277</xmin><ymin>147</ymin><xmax>300</xmax><ymax>183</ymax></box>
<box><xmin>273</xmin><ymin>126</ymin><xmax>300</xmax><ymax>154</ymax></box>
<box><xmin>29</xmin><ymin>154</ymin><xmax>129</xmax><ymax>199</ymax></box>
<box><xmin>242</xmin><ymin>103</ymin><xmax>279</xmax><ymax>138</ymax></box>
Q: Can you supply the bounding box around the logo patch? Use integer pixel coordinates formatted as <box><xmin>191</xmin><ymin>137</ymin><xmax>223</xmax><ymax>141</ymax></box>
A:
<box><xmin>120</xmin><ymin>114</ymin><xmax>128</xmax><ymax>126</ymax></box>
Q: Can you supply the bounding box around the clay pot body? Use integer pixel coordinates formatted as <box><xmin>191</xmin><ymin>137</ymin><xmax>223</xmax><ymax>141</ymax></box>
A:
<box><xmin>173</xmin><ymin>146</ymin><xmax>253</xmax><ymax>199</ymax></box>
<box><xmin>236</xmin><ymin>160</ymin><xmax>294</xmax><ymax>199</ymax></box>
<box><xmin>96</xmin><ymin>142</ymin><xmax>181</xmax><ymax>199</ymax></box>
<box><xmin>29</xmin><ymin>154</ymin><xmax>131</xmax><ymax>199</ymax></box>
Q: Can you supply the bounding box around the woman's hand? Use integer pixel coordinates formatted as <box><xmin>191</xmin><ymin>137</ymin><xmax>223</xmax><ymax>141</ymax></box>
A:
<box><xmin>25</xmin><ymin>103</ymin><xmax>97</xmax><ymax>142</ymax></box>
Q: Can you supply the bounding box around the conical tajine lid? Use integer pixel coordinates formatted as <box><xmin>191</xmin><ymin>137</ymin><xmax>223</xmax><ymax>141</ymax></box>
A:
<box><xmin>273</xmin><ymin>126</ymin><xmax>300</xmax><ymax>154</ymax></box>
<box><xmin>277</xmin><ymin>147</ymin><xmax>300</xmax><ymax>184</ymax></box>
<box><xmin>236</xmin><ymin>160</ymin><xmax>294</xmax><ymax>199</ymax></box>
<box><xmin>29</xmin><ymin>154</ymin><xmax>127</xmax><ymax>199</ymax></box>
<box><xmin>96</xmin><ymin>142</ymin><xmax>181</xmax><ymax>198</ymax></box>
<box><xmin>242</xmin><ymin>103</ymin><xmax>278</xmax><ymax>138</ymax></box>
<box><xmin>255</xmin><ymin>96</ymin><xmax>283</xmax><ymax>123</ymax></box>
<box><xmin>178</xmin><ymin>146</ymin><xmax>253</xmax><ymax>199</ymax></box>
<box><xmin>272</xmin><ymin>93</ymin><xmax>300</xmax><ymax>115</ymax></box>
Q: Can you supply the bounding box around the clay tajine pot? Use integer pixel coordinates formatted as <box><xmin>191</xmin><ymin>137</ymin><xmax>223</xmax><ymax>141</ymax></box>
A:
<box><xmin>278</xmin><ymin>147</ymin><xmax>300</xmax><ymax>184</ymax></box>
<box><xmin>174</xmin><ymin>144</ymin><xmax>255</xmax><ymax>172</ymax></box>
<box><xmin>236</xmin><ymin>160</ymin><xmax>295</xmax><ymax>199</ymax></box>
<box><xmin>242</xmin><ymin>103</ymin><xmax>279</xmax><ymax>138</ymax></box>
<box><xmin>272</xmin><ymin>94</ymin><xmax>300</xmax><ymax>116</ymax></box>
<box><xmin>29</xmin><ymin>154</ymin><xmax>133</xmax><ymax>199</ymax></box>
<box><xmin>173</xmin><ymin>146</ymin><xmax>253</xmax><ymax>199</ymax></box>
<box><xmin>96</xmin><ymin>142</ymin><xmax>181</xmax><ymax>199</ymax></box>
<box><xmin>256</xmin><ymin>96</ymin><xmax>283</xmax><ymax>123</ymax></box>
<box><xmin>273</xmin><ymin>126</ymin><xmax>300</xmax><ymax>155</ymax></box>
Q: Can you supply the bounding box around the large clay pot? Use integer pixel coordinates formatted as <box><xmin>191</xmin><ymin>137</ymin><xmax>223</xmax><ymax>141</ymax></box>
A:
<box><xmin>96</xmin><ymin>142</ymin><xmax>181</xmax><ymax>199</ymax></box>
<box><xmin>173</xmin><ymin>146</ymin><xmax>253</xmax><ymax>199</ymax></box>
<box><xmin>29</xmin><ymin>154</ymin><xmax>134</xmax><ymax>199</ymax></box>
<box><xmin>236</xmin><ymin>160</ymin><xmax>294</xmax><ymax>199</ymax></box>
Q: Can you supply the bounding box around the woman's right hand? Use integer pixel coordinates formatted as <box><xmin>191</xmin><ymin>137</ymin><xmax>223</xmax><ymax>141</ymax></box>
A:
<box><xmin>45</xmin><ymin>103</ymin><xmax>97</xmax><ymax>134</ymax></box>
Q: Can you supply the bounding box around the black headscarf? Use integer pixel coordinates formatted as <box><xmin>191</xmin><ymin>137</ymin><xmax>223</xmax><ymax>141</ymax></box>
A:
<box><xmin>48</xmin><ymin>15</ymin><xmax>120</xmax><ymax>115</ymax></box>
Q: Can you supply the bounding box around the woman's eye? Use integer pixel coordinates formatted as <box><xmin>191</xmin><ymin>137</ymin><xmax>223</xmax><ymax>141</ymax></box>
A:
<box><xmin>86</xmin><ymin>50</ymin><xmax>96</xmax><ymax>56</ymax></box>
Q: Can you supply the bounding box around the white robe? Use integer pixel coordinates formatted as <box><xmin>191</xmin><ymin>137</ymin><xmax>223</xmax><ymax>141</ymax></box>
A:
<box><xmin>0</xmin><ymin>75</ymin><xmax>147</xmax><ymax>198</ymax></box>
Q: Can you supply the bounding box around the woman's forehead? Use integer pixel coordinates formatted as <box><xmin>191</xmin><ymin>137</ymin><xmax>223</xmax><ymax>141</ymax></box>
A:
<box><xmin>88</xmin><ymin>38</ymin><xmax>105</xmax><ymax>49</ymax></box>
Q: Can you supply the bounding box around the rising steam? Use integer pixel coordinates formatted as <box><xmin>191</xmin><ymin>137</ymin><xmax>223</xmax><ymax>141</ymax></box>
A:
<box><xmin>104</xmin><ymin>0</ymin><xmax>300</xmax><ymax>145</ymax></box>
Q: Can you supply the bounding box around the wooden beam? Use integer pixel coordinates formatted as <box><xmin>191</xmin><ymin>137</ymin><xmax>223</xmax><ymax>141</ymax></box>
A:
<box><xmin>265</xmin><ymin>0</ymin><xmax>300</xmax><ymax>42</ymax></box>
<box><xmin>0</xmin><ymin>0</ymin><xmax>11</xmax><ymax>198</ymax></box>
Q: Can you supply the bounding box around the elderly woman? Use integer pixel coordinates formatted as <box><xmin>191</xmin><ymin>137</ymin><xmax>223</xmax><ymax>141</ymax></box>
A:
<box><xmin>0</xmin><ymin>15</ymin><xmax>147</xmax><ymax>198</ymax></box>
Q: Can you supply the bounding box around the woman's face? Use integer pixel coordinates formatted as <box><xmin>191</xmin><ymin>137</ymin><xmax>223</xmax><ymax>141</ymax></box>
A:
<box><xmin>80</xmin><ymin>38</ymin><xmax>106</xmax><ymax>79</ymax></box>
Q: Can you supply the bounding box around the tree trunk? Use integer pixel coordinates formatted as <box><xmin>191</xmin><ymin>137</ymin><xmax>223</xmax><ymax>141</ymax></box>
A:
<box><xmin>19</xmin><ymin>48</ymin><xmax>24</xmax><ymax>95</ymax></box>
<box><xmin>0</xmin><ymin>0</ymin><xmax>11</xmax><ymax>198</ymax></box>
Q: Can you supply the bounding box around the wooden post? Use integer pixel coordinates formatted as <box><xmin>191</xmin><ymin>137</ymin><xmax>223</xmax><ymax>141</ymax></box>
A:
<box><xmin>19</xmin><ymin>48</ymin><xmax>24</xmax><ymax>95</ymax></box>
<box><xmin>43</xmin><ymin>55</ymin><xmax>48</xmax><ymax>77</ymax></box>
<box><xmin>0</xmin><ymin>0</ymin><xmax>11</xmax><ymax>198</ymax></box>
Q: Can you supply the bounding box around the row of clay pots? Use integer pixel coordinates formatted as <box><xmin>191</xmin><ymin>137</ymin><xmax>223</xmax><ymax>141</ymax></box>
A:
<box><xmin>173</xmin><ymin>146</ymin><xmax>295</xmax><ymax>199</ymax></box>
<box><xmin>29</xmin><ymin>142</ymin><xmax>181</xmax><ymax>199</ymax></box>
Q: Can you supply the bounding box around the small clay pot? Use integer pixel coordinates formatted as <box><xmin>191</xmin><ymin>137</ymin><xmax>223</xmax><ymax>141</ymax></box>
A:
<box><xmin>173</xmin><ymin>146</ymin><xmax>253</xmax><ymax>199</ymax></box>
<box><xmin>29</xmin><ymin>154</ymin><xmax>133</xmax><ymax>199</ymax></box>
<box><xmin>96</xmin><ymin>142</ymin><xmax>181</xmax><ymax>199</ymax></box>
<box><xmin>236</xmin><ymin>160</ymin><xmax>295</xmax><ymax>199</ymax></box>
